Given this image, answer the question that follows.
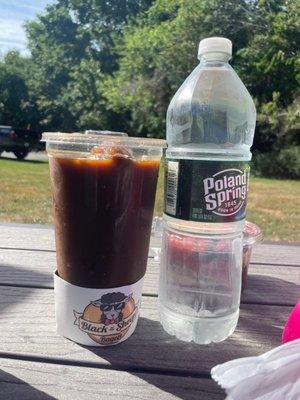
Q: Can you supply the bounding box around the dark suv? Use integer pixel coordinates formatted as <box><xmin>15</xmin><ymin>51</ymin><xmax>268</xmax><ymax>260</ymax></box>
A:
<box><xmin>0</xmin><ymin>125</ymin><xmax>44</xmax><ymax>159</ymax></box>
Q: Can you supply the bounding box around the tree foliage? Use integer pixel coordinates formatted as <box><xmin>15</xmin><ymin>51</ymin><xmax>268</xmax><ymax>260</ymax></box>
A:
<box><xmin>104</xmin><ymin>0</ymin><xmax>300</xmax><ymax>142</ymax></box>
<box><xmin>0</xmin><ymin>52</ymin><xmax>39</xmax><ymax>129</ymax></box>
<box><xmin>0</xmin><ymin>0</ymin><xmax>298</xmax><ymax>159</ymax></box>
<box><xmin>104</xmin><ymin>0</ymin><xmax>260</xmax><ymax>136</ymax></box>
<box><xmin>23</xmin><ymin>0</ymin><xmax>152</xmax><ymax>131</ymax></box>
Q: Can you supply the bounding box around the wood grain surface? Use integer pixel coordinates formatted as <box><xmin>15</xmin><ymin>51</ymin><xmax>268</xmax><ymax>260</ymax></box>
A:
<box><xmin>0</xmin><ymin>224</ymin><xmax>299</xmax><ymax>265</ymax></box>
<box><xmin>0</xmin><ymin>359</ymin><xmax>223</xmax><ymax>400</ymax></box>
<box><xmin>0</xmin><ymin>249</ymin><xmax>298</xmax><ymax>306</ymax></box>
<box><xmin>0</xmin><ymin>285</ymin><xmax>291</xmax><ymax>374</ymax></box>
<box><xmin>0</xmin><ymin>223</ymin><xmax>299</xmax><ymax>400</ymax></box>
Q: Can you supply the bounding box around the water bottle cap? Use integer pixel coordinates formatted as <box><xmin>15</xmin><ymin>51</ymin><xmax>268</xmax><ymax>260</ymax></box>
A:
<box><xmin>198</xmin><ymin>37</ymin><xmax>232</xmax><ymax>58</ymax></box>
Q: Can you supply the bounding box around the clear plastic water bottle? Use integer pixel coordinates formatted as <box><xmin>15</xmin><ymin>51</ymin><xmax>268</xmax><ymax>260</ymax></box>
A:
<box><xmin>158</xmin><ymin>37</ymin><xmax>256</xmax><ymax>344</ymax></box>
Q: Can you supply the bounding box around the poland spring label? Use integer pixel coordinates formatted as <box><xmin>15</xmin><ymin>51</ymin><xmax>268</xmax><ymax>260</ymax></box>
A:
<box><xmin>164</xmin><ymin>159</ymin><xmax>250</xmax><ymax>223</ymax></box>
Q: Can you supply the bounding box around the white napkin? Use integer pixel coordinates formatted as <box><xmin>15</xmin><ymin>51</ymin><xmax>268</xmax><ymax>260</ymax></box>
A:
<box><xmin>211</xmin><ymin>339</ymin><xmax>300</xmax><ymax>400</ymax></box>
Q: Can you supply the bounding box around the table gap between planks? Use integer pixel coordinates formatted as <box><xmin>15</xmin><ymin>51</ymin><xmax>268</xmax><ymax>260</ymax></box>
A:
<box><xmin>0</xmin><ymin>223</ymin><xmax>299</xmax><ymax>400</ymax></box>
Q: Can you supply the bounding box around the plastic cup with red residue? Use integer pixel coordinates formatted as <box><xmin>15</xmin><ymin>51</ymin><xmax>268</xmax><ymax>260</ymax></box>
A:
<box><xmin>241</xmin><ymin>221</ymin><xmax>263</xmax><ymax>291</ymax></box>
<box><xmin>151</xmin><ymin>218</ymin><xmax>263</xmax><ymax>292</ymax></box>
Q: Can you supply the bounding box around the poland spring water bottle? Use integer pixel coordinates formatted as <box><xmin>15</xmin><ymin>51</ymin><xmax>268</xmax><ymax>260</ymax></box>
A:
<box><xmin>158</xmin><ymin>37</ymin><xmax>256</xmax><ymax>344</ymax></box>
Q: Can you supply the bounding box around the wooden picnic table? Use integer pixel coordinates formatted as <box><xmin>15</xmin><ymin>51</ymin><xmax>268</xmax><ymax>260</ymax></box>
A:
<box><xmin>0</xmin><ymin>223</ymin><xmax>299</xmax><ymax>399</ymax></box>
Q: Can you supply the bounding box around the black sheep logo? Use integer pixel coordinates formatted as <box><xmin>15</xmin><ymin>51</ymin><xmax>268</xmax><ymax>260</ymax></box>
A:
<box><xmin>92</xmin><ymin>292</ymin><xmax>132</xmax><ymax>326</ymax></box>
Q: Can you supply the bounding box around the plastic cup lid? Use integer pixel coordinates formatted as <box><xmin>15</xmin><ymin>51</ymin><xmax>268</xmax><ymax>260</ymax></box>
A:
<box><xmin>151</xmin><ymin>218</ymin><xmax>263</xmax><ymax>247</ymax></box>
<box><xmin>42</xmin><ymin>131</ymin><xmax>166</xmax><ymax>149</ymax></box>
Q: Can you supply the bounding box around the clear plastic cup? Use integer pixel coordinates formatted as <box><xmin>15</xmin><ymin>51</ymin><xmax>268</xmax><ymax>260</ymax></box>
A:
<box><xmin>151</xmin><ymin>218</ymin><xmax>263</xmax><ymax>292</ymax></box>
<box><xmin>42</xmin><ymin>131</ymin><xmax>165</xmax><ymax>346</ymax></box>
<box><xmin>156</xmin><ymin>220</ymin><xmax>263</xmax><ymax>343</ymax></box>
<box><xmin>242</xmin><ymin>221</ymin><xmax>263</xmax><ymax>290</ymax></box>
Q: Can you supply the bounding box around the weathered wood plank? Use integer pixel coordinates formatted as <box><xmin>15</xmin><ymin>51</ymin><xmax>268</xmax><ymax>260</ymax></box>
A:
<box><xmin>0</xmin><ymin>223</ymin><xmax>299</xmax><ymax>265</ymax></box>
<box><xmin>0</xmin><ymin>285</ymin><xmax>291</xmax><ymax>375</ymax></box>
<box><xmin>241</xmin><ymin>265</ymin><xmax>300</xmax><ymax>305</ymax></box>
<box><xmin>0</xmin><ymin>224</ymin><xmax>55</xmax><ymax>252</ymax></box>
<box><xmin>250</xmin><ymin>242</ymin><xmax>300</xmax><ymax>266</ymax></box>
<box><xmin>0</xmin><ymin>249</ymin><xmax>54</xmax><ymax>288</ymax></box>
<box><xmin>0</xmin><ymin>249</ymin><xmax>298</xmax><ymax>305</ymax></box>
<box><xmin>0</xmin><ymin>358</ymin><xmax>223</xmax><ymax>400</ymax></box>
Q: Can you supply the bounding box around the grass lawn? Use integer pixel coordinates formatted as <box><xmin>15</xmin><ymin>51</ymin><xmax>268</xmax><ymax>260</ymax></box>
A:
<box><xmin>0</xmin><ymin>158</ymin><xmax>52</xmax><ymax>224</ymax></box>
<box><xmin>0</xmin><ymin>157</ymin><xmax>299</xmax><ymax>242</ymax></box>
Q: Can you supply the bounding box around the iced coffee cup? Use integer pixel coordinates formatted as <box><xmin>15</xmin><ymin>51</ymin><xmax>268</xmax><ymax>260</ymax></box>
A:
<box><xmin>43</xmin><ymin>131</ymin><xmax>165</xmax><ymax>346</ymax></box>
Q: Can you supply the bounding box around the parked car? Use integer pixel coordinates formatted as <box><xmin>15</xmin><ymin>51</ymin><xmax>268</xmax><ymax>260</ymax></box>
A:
<box><xmin>0</xmin><ymin>125</ymin><xmax>44</xmax><ymax>159</ymax></box>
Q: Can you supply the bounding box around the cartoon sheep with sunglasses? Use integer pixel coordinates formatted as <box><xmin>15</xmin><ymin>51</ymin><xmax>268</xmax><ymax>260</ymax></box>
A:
<box><xmin>92</xmin><ymin>292</ymin><xmax>133</xmax><ymax>326</ymax></box>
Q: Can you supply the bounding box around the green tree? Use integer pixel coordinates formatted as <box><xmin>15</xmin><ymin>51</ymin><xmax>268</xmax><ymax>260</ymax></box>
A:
<box><xmin>103</xmin><ymin>0</ymin><xmax>259</xmax><ymax>136</ymax></box>
<box><xmin>0</xmin><ymin>51</ymin><xmax>40</xmax><ymax>130</ymax></box>
<box><xmin>2</xmin><ymin>0</ymin><xmax>299</xmax><ymax>156</ymax></box>
<box><xmin>26</xmin><ymin>2</ymin><xmax>90</xmax><ymax>130</ymax></box>
<box><xmin>62</xmin><ymin>0</ymin><xmax>153</xmax><ymax>73</ymax></box>
<box><xmin>236</xmin><ymin>0</ymin><xmax>300</xmax><ymax>151</ymax></box>
<box><xmin>104</xmin><ymin>0</ymin><xmax>300</xmax><ymax>144</ymax></box>
<box><xmin>26</xmin><ymin>0</ymin><xmax>153</xmax><ymax>131</ymax></box>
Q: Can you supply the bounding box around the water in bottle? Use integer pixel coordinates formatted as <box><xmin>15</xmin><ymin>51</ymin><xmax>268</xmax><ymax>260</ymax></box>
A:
<box><xmin>158</xmin><ymin>37</ymin><xmax>256</xmax><ymax>344</ymax></box>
